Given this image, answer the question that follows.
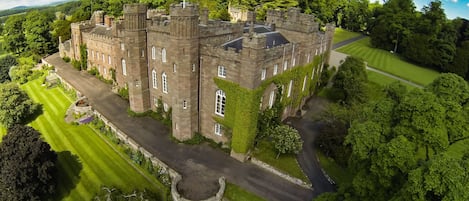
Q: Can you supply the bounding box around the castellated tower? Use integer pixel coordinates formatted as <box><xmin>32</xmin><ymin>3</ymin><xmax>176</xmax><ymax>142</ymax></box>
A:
<box><xmin>169</xmin><ymin>3</ymin><xmax>200</xmax><ymax>140</ymax></box>
<box><xmin>123</xmin><ymin>4</ymin><xmax>150</xmax><ymax>113</ymax></box>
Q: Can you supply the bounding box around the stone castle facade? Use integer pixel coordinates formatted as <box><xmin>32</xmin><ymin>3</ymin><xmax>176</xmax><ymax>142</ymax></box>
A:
<box><xmin>59</xmin><ymin>3</ymin><xmax>334</xmax><ymax>160</ymax></box>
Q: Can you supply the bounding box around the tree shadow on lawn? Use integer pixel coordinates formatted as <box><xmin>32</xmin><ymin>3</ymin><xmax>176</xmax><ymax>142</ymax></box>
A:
<box><xmin>52</xmin><ymin>151</ymin><xmax>83</xmax><ymax>201</ymax></box>
<box><xmin>21</xmin><ymin>104</ymin><xmax>43</xmax><ymax>125</ymax></box>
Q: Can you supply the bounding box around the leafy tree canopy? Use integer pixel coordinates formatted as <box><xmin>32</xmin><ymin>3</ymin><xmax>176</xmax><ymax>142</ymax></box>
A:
<box><xmin>0</xmin><ymin>83</ymin><xmax>40</xmax><ymax>128</ymax></box>
<box><xmin>321</xmin><ymin>74</ymin><xmax>469</xmax><ymax>200</ymax></box>
<box><xmin>0</xmin><ymin>125</ymin><xmax>58</xmax><ymax>200</ymax></box>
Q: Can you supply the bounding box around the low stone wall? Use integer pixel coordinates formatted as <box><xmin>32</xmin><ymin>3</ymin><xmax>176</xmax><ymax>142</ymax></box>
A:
<box><xmin>52</xmin><ymin>69</ymin><xmax>225</xmax><ymax>200</ymax></box>
<box><xmin>251</xmin><ymin>157</ymin><xmax>312</xmax><ymax>189</ymax></box>
<box><xmin>171</xmin><ymin>176</ymin><xmax>226</xmax><ymax>201</ymax></box>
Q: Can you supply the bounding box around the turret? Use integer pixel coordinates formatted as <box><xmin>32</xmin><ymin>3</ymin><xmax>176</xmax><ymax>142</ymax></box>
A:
<box><xmin>168</xmin><ymin>2</ymin><xmax>200</xmax><ymax>140</ymax></box>
<box><xmin>123</xmin><ymin>4</ymin><xmax>150</xmax><ymax>113</ymax></box>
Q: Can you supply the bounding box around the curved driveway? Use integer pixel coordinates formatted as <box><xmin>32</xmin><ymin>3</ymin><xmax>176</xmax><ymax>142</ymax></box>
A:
<box><xmin>45</xmin><ymin>53</ymin><xmax>313</xmax><ymax>201</ymax></box>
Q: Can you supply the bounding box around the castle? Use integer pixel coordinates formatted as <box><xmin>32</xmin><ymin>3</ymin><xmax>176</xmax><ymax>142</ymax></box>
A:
<box><xmin>59</xmin><ymin>3</ymin><xmax>334</xmax><ymax>160</ymax></box>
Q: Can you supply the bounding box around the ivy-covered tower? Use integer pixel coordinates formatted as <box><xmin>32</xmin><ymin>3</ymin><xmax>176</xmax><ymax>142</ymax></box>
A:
<box><xmin>169</xmin><ymin>3</ymin><xmax>200</xmax><ymax>140</ymax></box>
<box><xmin>123</xmin><ymin>4</ymin><xmax>150</xmax><ymax>113</ymax></box>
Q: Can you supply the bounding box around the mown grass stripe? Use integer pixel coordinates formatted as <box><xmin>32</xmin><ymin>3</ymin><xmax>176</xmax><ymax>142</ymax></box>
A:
<box><xmin>20</xmin><ymin>77</ymin><xmax>166</xmax><ymax>200</ymax></box>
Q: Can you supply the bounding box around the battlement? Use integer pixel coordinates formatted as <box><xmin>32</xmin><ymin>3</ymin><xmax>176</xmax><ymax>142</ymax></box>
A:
<box><xmin>71</xmin><ymin>21</ymin><xmax>94</xmax><ymax>30</ymax></box>
<box><xmin>124</xmin><ymin>4</ymin><xmax>147</xmax><ymax>14</ymax></box>
<box><xmin>83</xmin><ymin>32</ymin><xmax>114</xmax><ymax>43</ymax></box>
<box><xmin>266</xmin><ymin>8</ymin><xmax>319</xmax><ymax>34</ymax></box>
<box><xmin>170</xmin><ymin>2</ymin><xmax>199</xmax><ymax>17</ymax></box>
<box><xmin>147</xmin><ymin>17</ymin><xmax>171</xmax><ymax>33</ymax></box>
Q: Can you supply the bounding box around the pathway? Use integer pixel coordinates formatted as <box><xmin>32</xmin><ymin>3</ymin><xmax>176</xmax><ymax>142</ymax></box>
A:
<box><xmin>287</xmin><ymin>97</ymin><xmax>336</xmax><ymax>197</ymax></box>
<box><xmin>45</xmin><ymin>53</ymin><xmax>313</xmax><ymax>201</ymax></box>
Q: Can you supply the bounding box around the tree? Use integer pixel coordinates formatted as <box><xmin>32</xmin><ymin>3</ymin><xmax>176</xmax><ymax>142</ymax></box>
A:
<box><xmin>0</xmin><ymin>83</ymin><xmax>40</xmax><ymax>128</ymax></box>
<box><xmin>0</xmin><ymin>125</ymin><xmax>57</xmax><ymax>200</ymax></box>
<box><xmin>370</xmin><ymin>0</ymin><xmax>416</xmax><ymax>52</ymax></box>
<box><xmin>2</xmin><ymin>15</ymin><xmax>26</xmax><ymax>53</ymax></box>
<box><xmin>337</xmin><ymin>74</ymin><xmax>469</xmax><ymax>200</ymax></box>
<box><xmin>23</xmin><ymin>10</ymin><xmax>54</xmax><ymax>55</ymax></box>
<box><xmin>271</xmin><ymin>125</ymin><xmax>303</xmax><ymax>158</ymax></box>
<box><xmin>332</xmin><ymin>56</ymin><xmax>368</xmax><ymax>105</ymax></box>
<box><xmin>0</xmin><ymin>55</ymin><xmax>17</xmax><ymax>83</ymax></box>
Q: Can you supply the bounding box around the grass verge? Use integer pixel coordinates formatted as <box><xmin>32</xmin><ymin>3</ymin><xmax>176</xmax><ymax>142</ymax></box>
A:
<box><xmin>252</xmin><ymin>140</ymin><xmax>309</xmax><ymax>183</ymax></box>
<box><xmin>333</xmin><ymin>28</ymin><xmax>362</xmax><ymax>44</ymax></box>
<box><xmin>367</xmin><ymin>71</ymin><xmax>416</xmax><ymax>89</ymax></box>
<box><xmin>20</xmin><ymin>77</ymin><xmax>168</xmax><ymax>200</ymax></box>
<box><xmin>224</xmin><ymin>183</ymin><xmax>265</xmax><ymax>201</ymax></box>
<box><xmin>337</xmin><ymin>37</ymin><xmax>439</xmax><ymax>85</ymax></box>
<box><xmin>316</xmin><ymin>151</ymin><xmax>353</xmax><ymax>186</ymax></box>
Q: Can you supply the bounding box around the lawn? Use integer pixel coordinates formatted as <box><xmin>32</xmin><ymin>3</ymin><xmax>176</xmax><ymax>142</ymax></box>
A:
<box><xmin>333</xmin><ymin>28</ymin><xmax>362</xmax><ymax>44</ymax></box>
<box><xmin>367</xmin><ymin>71</ymin><xmax>416</xmax><ymax>89</ymax></box>
<box><xmin>252</xmin><ymin>140</ymin><xmax>309</xmax><ymax>183</ymax></box>
<box><xmin>224</xmin><ymin>183</ymin><xmax>266</xmax><ymax>201</ymax></box>
<box><xmin>337</xmin><ymin>37</ymin><xmax>440</xmax><ymax>85</ymax></box>
<box><xmin>18</xmin><ymin>78</ymin><xmax>168</xmax><ymax>200</ymax></box>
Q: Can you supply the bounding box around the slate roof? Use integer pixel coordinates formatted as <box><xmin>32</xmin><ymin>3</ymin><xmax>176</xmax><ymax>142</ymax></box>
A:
<box><xmin>222</xmin><ymin>31</ymin><xmax>289</xmax><ymax>52</ymax></box>
<box><xmin>89</xmin><ymin>25</ymin><xmax>113</xmax><ymax>37</ymax></box>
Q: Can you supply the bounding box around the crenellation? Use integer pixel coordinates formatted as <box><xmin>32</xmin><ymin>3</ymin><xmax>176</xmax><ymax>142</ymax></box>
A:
<box><xmin>59</xmin><ymin>3</ymin><xmax>334</xmax><ymax>159</ymax></box>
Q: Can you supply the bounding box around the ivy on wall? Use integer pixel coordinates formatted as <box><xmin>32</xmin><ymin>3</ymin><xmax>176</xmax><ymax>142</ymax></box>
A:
<box><xmin>214</xmin><ymin>55</ymin><xmax>325</xmax><ymax>154</ymax></box>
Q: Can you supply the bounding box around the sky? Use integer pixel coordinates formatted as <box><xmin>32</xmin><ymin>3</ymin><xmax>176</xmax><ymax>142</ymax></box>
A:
<box><xmin>414</xmin><ymin>0</ymin><xmax>469</xmax><ymax>19</ymax></box>
<box><xmin>0</xmin><ymin>0</ymin><xmax>467</xmax><ymax>19</ymax></box>
<box><xmin>0</xmin><ymin>0</ymin><xmax>71</xmax><ymax>11</ymax></box>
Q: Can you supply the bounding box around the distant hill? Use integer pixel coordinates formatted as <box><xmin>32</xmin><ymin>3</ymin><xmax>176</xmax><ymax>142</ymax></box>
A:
<box><xmin>0</xmin><ymin>0</ymin><xmax>75</xmax><ymax>17</ymax></box>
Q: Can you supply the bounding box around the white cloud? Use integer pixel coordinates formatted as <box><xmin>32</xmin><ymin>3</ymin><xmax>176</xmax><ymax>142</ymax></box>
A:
<box><xmin>451</xmin><ymin>0</ymin><xmax>458</xmax><ymax>3</ymax></box>
<box><xmin>467</xmin><ymin>2</ymin><xmax>469</xmax><ymax>7</ymax></box>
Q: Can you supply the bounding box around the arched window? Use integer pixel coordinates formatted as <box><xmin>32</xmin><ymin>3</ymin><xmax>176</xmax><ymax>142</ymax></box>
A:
<box><xmin>122</xmin><ymin>59</ymin><xmax>127</xmax><ymax>76</ymax></box>
<box><xmin>162</xmin><ymin>72</ymin><xmax>168</xmax><ymax>93</ymax></box>
<box><xmin>151</xmin><ymin>46</ymin><xmax>156</xmax><ymax>60</ymax></box>
<box><xmin>215</xmin><ymin>90</ymin><xmax>226</xmax><ymax>116</ymax></box>
<box><xmin>268</xmin><ymin>90</ymin><xmax>275</xmax><ymax>108</ymax></box>
<box><xmin>162</xmin><ymin>48</ymin><xmax>167</xmax><ymax>63</ymax></box>
<box><xmin>152</xmin><ymin>69</ymin><xmax>157</xmax><ymax>89</ymax></box>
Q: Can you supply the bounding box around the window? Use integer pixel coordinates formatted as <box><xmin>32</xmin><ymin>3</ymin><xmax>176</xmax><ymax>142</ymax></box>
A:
<box><xmin>173</xmin><ymin>63</ymin><xmax>177</xmax><ymax>73</ymax></box>
<box><xmin>183</xmin><ymin>100</ymin><xmax>187</xmax><ymax>109</ymax></box>
<box><xmin>162</xmin><ymin>48</ymin><xmax>167</xmax><ymax>63</ymax></box>
<box><xmin>151</xmin><ymin>46</ymin><xmax>156</xmax><ymax>60</ymax></box>
<box><xmin>108</xmin><ymin>55</ymin><xmax>111</xmax><ymax>65</ymax></box>
<box><xmin>122</xmin><ymin>59</ymin><xmax>127</xmax><ymax>76</ymax></box>
<box><xmin>261</xmin><ymin>68</ymin><xmax>266</xmax><ymax>80</ymax></box>
<box><xmin>273</xmin><ymin>64</ymin><xmax>278</xmax><ymax>75</ymax></box>
<box><xmin>315</xmin><ymin>49</ymin><xmax>318</xmax><ymax>55</ymax></box>
<box><xmin>215</xmin><ymin>90</ymin><xmax>226</xmax><ymax>116</ymax></box>
<box><xmin>103</xmin><ymin>68</ymin><xmax>107</xmax><ymax>75</ymax></box>
<box><xmin>120</xmin><ymin>43</ymin><xmax>125</xmax><ymax>50</ymax></box>
<box><xmin>287</xmin><ymin>80</ymin><xmax>293</xmax><ymax>97</ymax></box>
<box><xmin>192</xmin><ymin>64</ymin><xmax>196</xmax><ymax>72</ymax></box>
<box><xmin>307</xmin><ymin>53</ymin><xmax>311</xmax><ymax>63</ymax></box>
<box><xmin>259</xmin><ymin>97</ymin><xmax>263</xmax><ymax>109</ymax></box>
<box><xmin>102</xmin><ymin>54</ymin><xmax>105</xmax><ymax>62</ymax></box>
<box><xmin>218</xmin><ymin>65</ymin><xmax>226</xmax><ymax>78</ymax></box>
<box><xmin>292</xmin><ymin>57</ymin><xmax>296</xmax><ymax>66</ymax></box>
<box><xmin>283</xmin><ymin>61</ymin><xmax>288</xmax><ymax>70</ymax></box>
<box><xmin>214</xmin><ymin>123</ymin><xmax>222</xmax><ymax>136</ymax></box>
<box><xmin>162</xmin><ymin>72</ymin><xmax>168</xmax><ymax>93</ymax></box>
<box><xmin>268</xmin><ymin>91</ymin><xmax>275</xmax><ymax>108</ymax></box>
<box><xmin>311</xmin><ymin>70</ymin><xmax>315</xmax><ymax>80</ymax></box>
<box><xmin>141</xmin><ymin>49</ymin><xmax>145</xmax><ymax>57</ymax></box>
<box><xmin>154</xmin><ymin>97</ymin><xmax>158</xmax><ymax>106</ymax></box>
<box><xmin>302</xmin><ymin>76</ymin><xmax>307</xmax><ymax>91</ymax></box>
<box><xmin>152</xmin><ymin>70</ymin><xmax>158</xmax><ymax>89</ymax></box>
<box><xmin>163</xmin><ymin>103</ymin><xmax>169</xmax><ymax>112</ymax></box>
